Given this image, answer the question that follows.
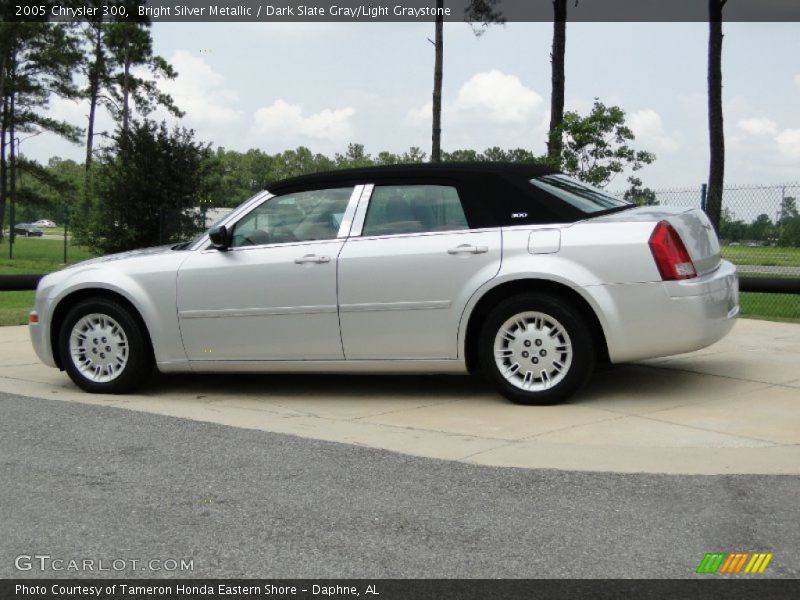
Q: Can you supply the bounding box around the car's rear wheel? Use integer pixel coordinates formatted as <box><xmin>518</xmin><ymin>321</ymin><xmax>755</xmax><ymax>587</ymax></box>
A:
<box><xmin>59</xmin><ymin>297</ymin><xmax>153</xmax><ymax>394</ymax></box>
<box><xmin>478</xmin><ymin>293</ymin><xmax>595</xmax><ymax>405</ymax></box>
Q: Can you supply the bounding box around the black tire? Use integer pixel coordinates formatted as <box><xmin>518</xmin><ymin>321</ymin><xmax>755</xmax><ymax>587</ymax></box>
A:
<box><xmin>58</xmin><ymin>297</ymin><xmax>154</xmax><ymax>394</ymax></box>
<box><xmin>478</xmin><ymin>293</ymin><xmax>595</xmax><ymax>405</ymax></box>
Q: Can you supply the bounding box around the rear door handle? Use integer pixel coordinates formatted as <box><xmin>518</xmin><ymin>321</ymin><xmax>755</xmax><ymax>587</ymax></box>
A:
<box><xmin>294</xmin><ymin>254</ymin><xmax>331</xmax><ymax>264</ymax></box>
<box><xmin>447</xmin><ymin>244</ymin><xmax>488</xmax><ymax>255</ymax></box>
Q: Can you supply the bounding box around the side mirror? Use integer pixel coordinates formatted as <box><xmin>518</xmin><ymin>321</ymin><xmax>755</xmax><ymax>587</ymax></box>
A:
<box><xmin>208</xmin><ymin>224</ymin><xmax>230</xmax><ymax>250</ymax></box>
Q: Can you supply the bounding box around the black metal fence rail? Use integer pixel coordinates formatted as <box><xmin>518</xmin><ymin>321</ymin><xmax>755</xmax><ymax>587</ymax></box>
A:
<box><xmin>1</xmin><ymin>274</ymin><xmax>798</xmax><ymax>294</ymax></box>
<box><xmin>0</xmin><ymin>274</ymin><xmax>44</xmax><ymax>291</ymax></box>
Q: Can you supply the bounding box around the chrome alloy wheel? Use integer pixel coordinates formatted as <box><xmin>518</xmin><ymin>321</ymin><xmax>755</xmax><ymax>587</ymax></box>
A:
<box><xmin>492</xmin><ymin>311</ymin><xmax>573</xmax><ymax>392</ymax></box>
<box><xmin>69</xmin><ymin>313</ymin><xmax>129</xmax><ymax>383</ymax></box>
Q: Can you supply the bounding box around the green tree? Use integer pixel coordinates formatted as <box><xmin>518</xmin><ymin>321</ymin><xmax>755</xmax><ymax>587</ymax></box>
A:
<box><xmin>399</xmin><ymin>147</ymin><xmax>428</xmax><ymax>163</ymax></box>
<box><xmin>334</xmin><ymin>143</ymin><xmax>374</xmax><ymax>169</ymax></box>
<box><xmin>79</xmin><ymin>120</ymin><xmax>210</xmax><ymax>254</ymax></box>
<box><xmin>623</xmin><ymin>176</ymin><xmax>658</xmax><ymax>206</ymax></box>
<box><xmin>777</xmin><ymin>196</ymin><xmax>800</xmax><ymax>247</ymax></box>
<box><xmin>442</xmin><ymin>148</ymin><xmax>480</xmax><ymax>162</ymax></box>
<box><xmin>719</xmin><ymin>207</ymin><xmax>747</xmax><ymax>243</ymax></box>
<box><xmin>1</xmin><ymin>17</ymin><xmax>83</xmax><ymax>243</ymax></box>
<box><xmin>556</xmin><ymin>100</ymin><xmax>655</xmax><ymax>188</ymax></box>
<box><xmin>778</xmin><ymin>217</ymin><xmax>800</xmax><ymax>247</ymax></box>
<box><xmin>105</xmin><ymin>16</ymin><xmax>182</xmax><ymax>131</ymax></box>
<box><xmin>268</xmin><ymin>146</ymin><xmax>334</xmax><ymax>181</ymax></box>
<box><xmin>777</xmin><ymin>196</ymin><xmax>798</xmax><ymax>223</ymax></box>
<box><xmin>81</xmin><ymin>2</ymin><xmax>181</xmax><ymax>173</ymax></box>
<box><xmin>14</xmin><ymin>156</ymin><xmax>83</xmax><ymax>223</ymax></box>
<box><xmin>442</xmin><ymin>147</ymin><xmax>539</xmax><ymax>162</ymax></box>
<box><xmin>747</xmin><ymin>214</ymin><xmax>774</xmax><ymax>243</ymax></box>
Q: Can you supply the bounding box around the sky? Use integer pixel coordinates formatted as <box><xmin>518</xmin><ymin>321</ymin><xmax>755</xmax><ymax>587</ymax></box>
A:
<box><xmin>25</xmin><ymin>21</ymin><xmax>800</xmax><ymax>191</ymax></box>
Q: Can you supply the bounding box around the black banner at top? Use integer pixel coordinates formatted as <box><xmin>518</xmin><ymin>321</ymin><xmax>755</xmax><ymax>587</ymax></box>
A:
<box><xmin>17</xmin><ymin>0</ymin><xmax>800</xmax><ymax>23</ymax></box>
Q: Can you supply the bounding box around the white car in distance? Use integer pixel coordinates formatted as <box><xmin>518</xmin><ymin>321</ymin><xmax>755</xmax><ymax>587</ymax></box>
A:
<box><xmin>33</xmin><ymin>219</ymin><xmax>57</xmax><ymax>228</ymax></box>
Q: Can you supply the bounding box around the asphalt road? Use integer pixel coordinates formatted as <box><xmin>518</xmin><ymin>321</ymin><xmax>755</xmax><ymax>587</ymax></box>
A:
<box><xmin>1</xmin><ymin>392</ymin><xmax>798</xmax><ymax>579</ymax></box>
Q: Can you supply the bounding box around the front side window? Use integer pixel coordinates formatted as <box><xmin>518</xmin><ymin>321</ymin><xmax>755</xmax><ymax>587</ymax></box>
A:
<box><xmin>230</xmin><ymin>187</ymin><xmax>352</xmax><ymax>247</ymax></box>
<box><xmin>530</xmin><ymin>174</ymin><xmax>632</xmax><ymax>215</ymax></box>
<box><xmin>362</xmin><ymin>185</ymin><xmax>468</xmax><ymax>236</ymax></box>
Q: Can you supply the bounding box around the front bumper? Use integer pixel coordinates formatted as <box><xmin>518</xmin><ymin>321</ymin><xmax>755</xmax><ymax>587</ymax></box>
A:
<box><xmin>29</xmin><ymin>321</ymin><xmax>57</xmax><ymax>369</ymax></box>
<box><xmin>29</xmin><ymin>290</ymin><xmax>59</xmax><ymax>369</ymax></box>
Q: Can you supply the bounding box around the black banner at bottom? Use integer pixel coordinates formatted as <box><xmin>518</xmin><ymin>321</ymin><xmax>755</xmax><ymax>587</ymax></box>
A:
<box><xmin>3</xmin><ymin>579</ymin><xmax>800</xmax><ymax>600</ymax></box>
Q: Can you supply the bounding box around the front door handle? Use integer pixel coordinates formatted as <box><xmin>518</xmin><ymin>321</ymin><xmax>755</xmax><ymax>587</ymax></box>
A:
<box><xmin>294</xmin><ymin>254</ymin><xmax>331</xmax><ymax>264</ymax></box>
<box><xmin>447</xmin><ymin>244</ymin><xmax>488</xmax><ymax>255</ymax></box>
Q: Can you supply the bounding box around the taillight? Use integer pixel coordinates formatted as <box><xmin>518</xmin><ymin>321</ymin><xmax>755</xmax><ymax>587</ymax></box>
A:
<box><xmin>648</xmin><ymin>221</ymin><xmax>697</xmax><ymax>280</ymax></box>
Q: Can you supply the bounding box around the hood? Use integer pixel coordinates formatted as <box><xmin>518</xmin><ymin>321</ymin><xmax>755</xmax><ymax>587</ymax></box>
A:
<box><xmin>63</xmin><ymin>244</ymin><xmax>180</xmax><ymax>270</ymax></box>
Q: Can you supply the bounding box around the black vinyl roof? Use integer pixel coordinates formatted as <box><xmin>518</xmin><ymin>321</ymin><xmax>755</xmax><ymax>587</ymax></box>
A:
<box><xmin>263</xmin><ymin>162</ymin><xmax>599</xmax><ymax>227</ymax></box>
<box><xmin>266</xmin><ymin>162</ymin><xmax>558</xmax><ymax>194</ymax></box>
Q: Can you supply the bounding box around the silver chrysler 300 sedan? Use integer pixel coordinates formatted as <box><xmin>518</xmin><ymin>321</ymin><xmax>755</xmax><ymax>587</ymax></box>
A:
<box><xmin>29</xmin><ymin>164</ymin><xmax>739</xmax><ymax>404</ymax></box>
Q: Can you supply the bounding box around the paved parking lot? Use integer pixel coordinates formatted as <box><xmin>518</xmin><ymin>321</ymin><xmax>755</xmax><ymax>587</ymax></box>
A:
<box><xmin>0</xmin><ymin>318</ymin><xmax>798</xmax><ymax>475</ymax></box>
<box><xmin>1</xmin><ymin>392</ymin><xmax>798</xmax><ymax>579</ymax></box>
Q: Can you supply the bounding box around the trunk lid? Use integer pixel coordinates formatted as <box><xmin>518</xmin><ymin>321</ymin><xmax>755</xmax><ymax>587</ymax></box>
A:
<box><xmin>589</xmin><ymin>206</ymin><xmax>721</xmax><ymax>276</ymax></box>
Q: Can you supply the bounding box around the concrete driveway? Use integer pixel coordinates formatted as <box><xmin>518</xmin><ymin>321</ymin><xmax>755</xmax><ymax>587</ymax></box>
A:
<box><xmin>0</xmin><ymin>318</ymin><xmax>798</xmax><ymax>475</ymax></box>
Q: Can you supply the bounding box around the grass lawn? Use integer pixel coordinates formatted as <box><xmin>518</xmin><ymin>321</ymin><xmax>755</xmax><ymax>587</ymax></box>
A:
<box><xmin>721</xmin><ymin>245</ymin><xmax>800</xmax><ymax>268</ymax></box>
<box><xmin>40</xmin><ymin>227</ymin><xmax>67</xmax><ymax>237</ymax></box>
<box><xmin>0</xmin><ymin>238</ymin><xmax>94</xmax><ymax>275</ymax></box>
<box><xmin>739</xmin><ymin>292</ymin><xmax>800</xmax><ymax>323</ymax></box>
<box><xmin>0</xmin><ymin>290</ymin><xmax>37</xmax><ymax>327</ymax></box>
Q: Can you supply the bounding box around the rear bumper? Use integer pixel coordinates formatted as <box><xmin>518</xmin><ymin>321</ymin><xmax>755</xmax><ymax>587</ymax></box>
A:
<box><xmin>593</xmin><ymin>260</ymin><xmax>739</xmax><ymax>363</ymax></box>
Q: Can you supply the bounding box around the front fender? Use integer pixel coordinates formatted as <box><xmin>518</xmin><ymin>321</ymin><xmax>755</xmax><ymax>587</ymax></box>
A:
<box><xmin>41</xmin><ymin>260</ymin><xmax>187</xmax><ymax>368</ymax></box>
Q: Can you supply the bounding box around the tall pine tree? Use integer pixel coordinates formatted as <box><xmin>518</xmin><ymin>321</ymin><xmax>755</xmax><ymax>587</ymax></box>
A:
<box><xmin>1</xmin><ymin>15</ymin><xmax>82</xmax><ymax>242</ymax></box>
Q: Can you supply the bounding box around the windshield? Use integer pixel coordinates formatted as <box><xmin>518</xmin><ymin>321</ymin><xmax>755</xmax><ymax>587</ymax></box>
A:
<box><xmin>530</xmin><ymin>174</ymin><xmax>632</xmax><ymax>215</ymax></box>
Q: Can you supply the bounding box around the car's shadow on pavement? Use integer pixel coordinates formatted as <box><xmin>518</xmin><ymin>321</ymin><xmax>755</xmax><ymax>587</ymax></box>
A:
<box><xmin>147</xmin><ymin>370</ymin><xmax>494</xmax><ymax>401</ymax></box>
<box><xmin>139</xmin><ymin>361</ymin><xmax>702</xmax><ymax>408</ymax></box>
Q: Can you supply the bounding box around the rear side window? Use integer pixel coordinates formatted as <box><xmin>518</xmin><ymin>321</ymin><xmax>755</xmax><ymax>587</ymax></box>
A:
<box><xmin>362</xmin><ymin>185</ymin><xmax>468</xmax><ymax>236</ymax></box>
<box><xmin>529</xmin><ymin>174</ymin><xmax>632</xmax><ymax>215</ymax></box>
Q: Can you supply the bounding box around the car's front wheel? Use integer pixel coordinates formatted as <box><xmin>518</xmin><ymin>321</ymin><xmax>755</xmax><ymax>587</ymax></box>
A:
<box><xmin>59</xmin><ymin>297</ymin><xmax>153</xmax><ymax>393</ymax></box>
<box><xmin>478</xmin><ymin>293</ymin><xmax>595</xmax><ymax>405</ymax></box>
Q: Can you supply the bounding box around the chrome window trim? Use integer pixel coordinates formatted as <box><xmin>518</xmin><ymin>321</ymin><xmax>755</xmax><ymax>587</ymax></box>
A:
<box><xmin>501</xmin><ymin>223</ymin><xmax>572</xmax><ymax>232</ymax></box>
<box><xmin>348</xmin><ymin>184</ymin><xmax>375</xmax><ymax>237</ymax></box>
<box><xmin>336</xmin><ymin>185</ymin><xmax>365</xmax><ymax>238</ymax></box>
<box><xmin>345</xmin><ymin>227</ymin><xmax>495</xmax><ymax>243</ymax></box>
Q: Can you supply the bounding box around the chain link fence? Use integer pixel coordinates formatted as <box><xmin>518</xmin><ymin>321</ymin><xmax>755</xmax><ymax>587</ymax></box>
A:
<box><xmin>0</xmin><ymin>202</ymin><xmax>237</xmax><ymax>265</ymax></box>
<box><xmin>0</xmin><ymin>201</ymin><xmax>74</xmax><ymax>265</ymax></box>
